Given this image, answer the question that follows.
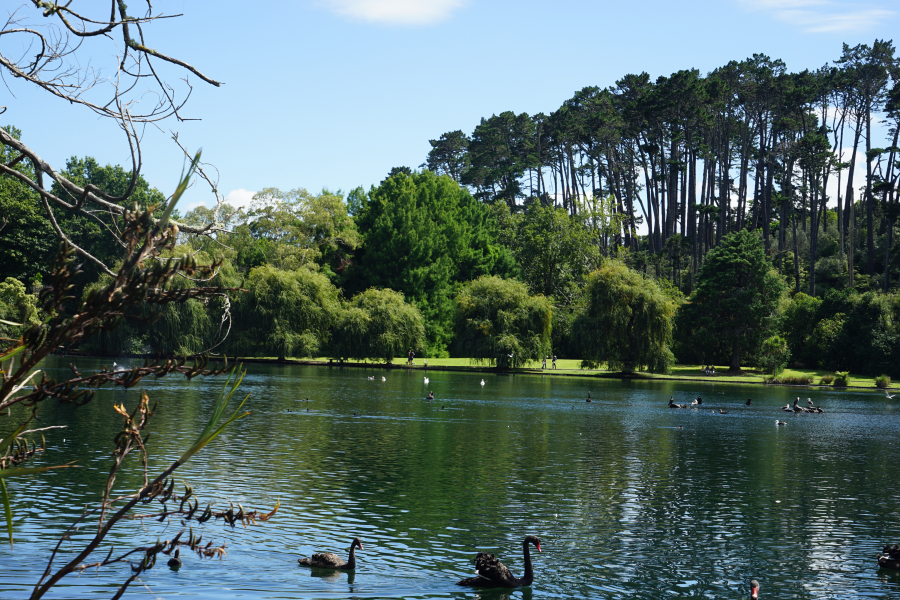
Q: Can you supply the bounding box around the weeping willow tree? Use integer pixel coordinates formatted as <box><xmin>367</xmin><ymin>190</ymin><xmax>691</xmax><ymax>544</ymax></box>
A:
<box><xmin>144</xmin><ymin>253</ymin><xmax>241</xmax><ymax>355</ymax></box>
<box><xmin>572</xmin><ymin>260</ymin><xmax>676</xmax><ymax>373</ymax></box>
<box><xmin>78</xmin><ymin>276</ymin><xmax>146</xmax><ymax>355</ymax></box>
<box><xmin>330</xmin><ymin>288</ymin><xmax>425</xmax><ymax>362</ymax></box>
<box><xmin>230</xmin><ymin>264</ymin><xmax>340</xmax><ymax>360</ymax></box>
<box><xmin>452</xmin><ymin>276</ymin><xmax>552</xmax><ymax>368</ymax></box>
<box><xmin>0</xmin><ymin>277</ymin><xmax>40</xmax><ymax>341</ymax></box>
<box><xmin>76</xmin><ymin>251</ymin><xmax>237</xmax><ymax>356</ymax></box>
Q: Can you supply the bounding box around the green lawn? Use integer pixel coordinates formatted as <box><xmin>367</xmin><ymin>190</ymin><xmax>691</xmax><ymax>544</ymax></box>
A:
<box><xmin>252</xmin><ymin>355</ymin><xmax>892</xmax><ymax>390</ymax></box>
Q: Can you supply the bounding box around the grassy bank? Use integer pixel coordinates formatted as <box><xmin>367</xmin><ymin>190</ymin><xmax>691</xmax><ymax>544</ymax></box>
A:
<box><xmin>239</xmin><ymin>355</ymin><xmax>892</xmax><ymax>390</ymax></box>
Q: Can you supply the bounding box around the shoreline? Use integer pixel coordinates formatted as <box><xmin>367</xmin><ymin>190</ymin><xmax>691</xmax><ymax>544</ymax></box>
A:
<box><xmin>54</xmin><ymin>351</ymin><xmax>888</xmax><ymax>391</ymax></box>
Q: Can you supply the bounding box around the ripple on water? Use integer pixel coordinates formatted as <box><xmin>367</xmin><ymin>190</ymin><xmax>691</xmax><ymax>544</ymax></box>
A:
<box><xmin>1</xmin><ymin>360</ymin><xmax>899</xmax><ymax>599</ymax></box>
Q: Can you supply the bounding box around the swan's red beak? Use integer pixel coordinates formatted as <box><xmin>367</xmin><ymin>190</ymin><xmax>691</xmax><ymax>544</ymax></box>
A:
<box><xmin>537</xmin><ymin>543</ymin><xmax>542</xmax><ymax>552</ymax></box>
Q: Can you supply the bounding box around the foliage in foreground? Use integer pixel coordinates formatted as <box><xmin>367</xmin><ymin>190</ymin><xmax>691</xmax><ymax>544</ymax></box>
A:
<box><xmin>0</xmin><ymin>159</ymin><xmax>275</xmax><ymax>598</ymax></box>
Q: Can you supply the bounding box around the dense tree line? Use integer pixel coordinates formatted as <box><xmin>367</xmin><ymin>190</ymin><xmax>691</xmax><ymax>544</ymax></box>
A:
<box><xmin>426</xmin><ymin>41</ymin><xmax>900</xmax><ymax>296</ymax></box>
<box><xmin>4</xmin><ymin>41</ymin><xmax>900</xmax><ymax>376</ymax></box>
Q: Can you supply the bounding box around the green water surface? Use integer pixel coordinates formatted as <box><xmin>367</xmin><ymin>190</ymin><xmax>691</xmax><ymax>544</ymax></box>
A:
<box><xmin>1</xmin><ymin>357</ymin><xmax>899</xmax><ymax>599</ymax></box>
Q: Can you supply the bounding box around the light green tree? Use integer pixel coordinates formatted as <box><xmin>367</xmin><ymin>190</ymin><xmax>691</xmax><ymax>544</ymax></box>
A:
<box><xmin>761</xmin><ymin>335</ymin><xmax>791</xmax><ymax>377</ymax></box>
<box><xmin>224</xmin><ymin>187</ymin><xmax>360</xmax><ymax>274</ymax></box>
<box><xmin>0</xmin><ymin>278</ymin><xmax>40</xmax><ymax>341</ymax></box>
<box><xmin>230</xmin><ymin>265</ymin><xmax>341</xmax><ymax>360</ymax></box>
<box><xmin>331</xmin><ymin>288</ymin><xmax>425</xmax><ymax>363</ymax></box>
<box><xmin>572</xmin><ymin>260</ymin><xmax>676</xmax><ymax>373</ymax></box>
<box><xmin>453</xmin><ymin>276</ymin><xmax>553</xmax><ymax>369</ymax></box>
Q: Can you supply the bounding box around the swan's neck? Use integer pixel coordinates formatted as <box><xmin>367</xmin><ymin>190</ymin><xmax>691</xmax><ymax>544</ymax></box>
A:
<box><xmin>521</xmin><ymin>541</ymin><xmax>534</xmax><ymax>585</ymax></box>
<box><xmin>346</xmin><ymin>544</ymin><xmax>357</xmax><ymax>569</ymax></box>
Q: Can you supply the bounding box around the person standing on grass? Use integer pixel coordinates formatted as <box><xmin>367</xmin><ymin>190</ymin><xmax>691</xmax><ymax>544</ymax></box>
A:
<box><xmin>552</xmin><ymin>355</ymin><xmax>557</xmax><ymax>369</ymax></box>
<box><xmin>542</xmin><ymin>356</ymin><xmax>547</xmax><ymax>369</ymax></box>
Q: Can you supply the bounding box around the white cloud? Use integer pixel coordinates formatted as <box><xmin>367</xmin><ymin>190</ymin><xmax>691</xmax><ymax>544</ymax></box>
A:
<box><xmin>184</xmin><ymin>200</ymin><xmax>208</xmax><ymax>212</ymax></box>
<box><xmin>740</xmin><ymin>0</ymin><xmax>896</xmax><ymax>33</ymax></box>
<box><xmin>318</xmin><ymin>0</ymin><xmax>467</xmax><ymax>25</ymax></box>
<box><xmin>225</xmin><ymin>188</ymin><xmax>256</xmax><ymax>209</ymax></box>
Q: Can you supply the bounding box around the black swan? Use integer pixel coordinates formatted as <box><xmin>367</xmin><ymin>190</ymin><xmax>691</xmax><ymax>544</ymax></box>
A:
<box><xmin>298</xmin><ymin>537</ymin><xmax>363</xmax><ymax>570</ymax></box>
<box><xmin>167</xmin><ymin>547</ymin><xmax>182</xmax><ymax>569</ymax></box>
<box><xmin>746</xmin><ymin>398</ymin><xmax>752</xmax><ymax>406</ymax></box>
<box><xmin>878</xmin><ymin>554</ymin><xmax>900</xmax><ymax>569</ymax></box>
<box><xmin>878</xmin><ymin>544</ymin><xmax>900</xmax><ymax>569</ymax></box>
<box><xmin>457</xmin><ymin>535</ymin><xmax>542</xmax><ymax>588</ymax></box>
<box><xmin>750</xmin><ymin>579</ymin><xmax>760</xmax><ymax>598</ymax></box>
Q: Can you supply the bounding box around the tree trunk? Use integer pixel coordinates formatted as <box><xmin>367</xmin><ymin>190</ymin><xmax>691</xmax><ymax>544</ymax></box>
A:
<box><xmin>809</xmin><ymin>173</ymin><xmax>820</xmax><ymax>297</ymax></box>
<box><xmin>843</xmin><ymin>119</ymin><xmax>862</xmax><ymax>234</ymax></box>
<box><xmin>729</xmin><ymin>338</ymin><xmax>741</xmax><ymax>372</ymax></box>
<box><xmin>865</xmin><ymin>101</ymin><xmax>875</xmax><ymax>276</ymax></box>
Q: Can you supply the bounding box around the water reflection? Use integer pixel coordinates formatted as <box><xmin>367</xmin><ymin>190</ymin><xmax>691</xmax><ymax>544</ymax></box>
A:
<box><xmin>308</xmin><ymin>569</ymin><xmax>356</xmax><ymax>585</ymax></box>
<box><xmin>1</xmin><ymin>358</ymin><xmax>898</xmax><ymax>599</ymax></box>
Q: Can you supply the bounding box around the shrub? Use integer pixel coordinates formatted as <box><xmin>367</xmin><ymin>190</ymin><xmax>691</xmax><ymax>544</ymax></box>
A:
<box><xmin>875</xmin><ymin>374</ymin><xmax>891</xmax><ymax>389</ymax></box>
<box><xmin>833</xmin><ymin>371</ymin><xmax>850</xmax><ymax>387</ymax></box>
<box><xmin>819</xmin><ymin>374</ymin><xmax>835</xmax><ymax>384</ymax></box>
<box><xmin>764</xmin><ymin>374</ymin><xmax>813</xmax><ymax>385</ymax></box>
<box><xmin>781</xmin><ymin>374</ymin><xmax>814</xmax><ymax>385</ymax></box>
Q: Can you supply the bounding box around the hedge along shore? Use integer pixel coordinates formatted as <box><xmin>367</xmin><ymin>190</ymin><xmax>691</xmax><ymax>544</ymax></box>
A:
<box><xmin>58</xmin><ymin>351</ymin><xmax>895</xmax><ymax>391</ymax></box>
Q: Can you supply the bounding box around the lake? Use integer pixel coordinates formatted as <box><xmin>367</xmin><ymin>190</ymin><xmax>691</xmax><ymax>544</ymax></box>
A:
<box><xmin>2</xmin><ymin>356</ymin><xmax>899</xmax><ymax>599</ymax></box>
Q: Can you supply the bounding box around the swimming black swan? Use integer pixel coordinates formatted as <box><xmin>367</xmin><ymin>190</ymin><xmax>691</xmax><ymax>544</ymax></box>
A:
<box><xmin>457</xmin><ymin>535</ymin><xmax>542</xmax><ymax>588</ymax></box>
<box><xmin>878</xmin><ymin>544</ymin><xmax>900</xmax><ymax>569</ymax></box>
<box><xmin>298</xmin><ymin>537</ymin><xmax>363</xmax><ymax>570</ymax></box>
<box><xmin>750</xmin><ymin>579</ymin><xmax>760</xmax><ymax>598</ymax></box>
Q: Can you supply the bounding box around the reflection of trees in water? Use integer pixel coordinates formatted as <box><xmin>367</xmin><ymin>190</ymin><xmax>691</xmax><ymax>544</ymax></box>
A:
<box><xmin>308</xmin><ymin>569</ymin><xmax>355</xmax><ymax>585</ymax></box>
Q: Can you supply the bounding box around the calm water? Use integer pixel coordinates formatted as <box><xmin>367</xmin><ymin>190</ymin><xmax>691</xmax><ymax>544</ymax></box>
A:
<box><xmin>2</xmin><ymin>357</ymin><xmax>900</xmax><ymax>599</ymax></box>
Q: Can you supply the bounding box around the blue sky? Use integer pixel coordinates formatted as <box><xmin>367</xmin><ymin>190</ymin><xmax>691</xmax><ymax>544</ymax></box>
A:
<box><xmin>4</xmin><ymin>0</ymin><xmax>899</xmax><ymax>212</ymax></box>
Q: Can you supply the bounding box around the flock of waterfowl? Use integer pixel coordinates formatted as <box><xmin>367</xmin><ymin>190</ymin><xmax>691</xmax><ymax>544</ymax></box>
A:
<box><xmin>283</xmin><ymin>374</ymin><xmax>900</xmax><ymax>592</ymax></box>
<box><xmin>666</xmin><ymin>394</ymin><xmax>828</xmax><ymax>421</ymax></box>
<box><xmin>293</xmin><ymin>535</ymin><xmax>899</xmax><ymax>591</ymax></box>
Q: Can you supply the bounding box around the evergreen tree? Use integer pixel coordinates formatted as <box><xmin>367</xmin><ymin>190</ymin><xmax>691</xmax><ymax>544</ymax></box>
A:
<box><xmin>349</xmin><ymin>170</ymin><xmax>510</xmax><ymax>355</ymax></box>
<box><xmin>675</xmin><ymin>230</ymin><xmax>785</xmax><ymax>370</ymax></box>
